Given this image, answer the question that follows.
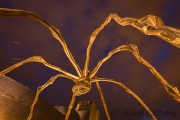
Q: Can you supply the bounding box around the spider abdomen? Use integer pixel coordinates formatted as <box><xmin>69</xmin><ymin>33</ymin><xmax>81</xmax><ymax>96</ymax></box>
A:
<box><xmin>72</xmin><ymin>78</ymin><xmax>91</xmax><ymax>96</ymax></box>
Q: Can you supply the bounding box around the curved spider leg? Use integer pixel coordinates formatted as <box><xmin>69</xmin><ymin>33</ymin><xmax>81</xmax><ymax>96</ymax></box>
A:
<box><xmin>90</xmin><ymin>44</ymin><xmax>180</xmax><ymax>102</ymax></box>
<box><xmin>91</xmin><ymin>78</ymin><xmax>157</xmax><ymax>120</ymax></box>
<box><xmin>137</xmin><ymin>14</ymin><xmax>180</xmax><ymax>48</ymax></box>
<box><xmin>65</xmin><ymin>90</ymin><xmax>76</xmax><ymax>120</ymax></box>
<box><xmin>113</xmin><ymin>13</ymin><xmax>180</xmax><ymax>48</ymax></box>
<box><xmin>83</xmin><ymin>13</ymin><xmax>114</xmax><ymax>76</ymax></box>
<box><xmin>0</xmin><ymin>56</ymin><xmax>78</xmax><ymax>80</ymax></box>
<box><xmin>83</xmin><ymin>13</ymin><xmax>141</xmax><ymax>76</ymax></box>
<box><xmin>0</xmin><ymin>8</ymin><xmax>82</xmax><ymax>77</ymax></box>
<box><xmin>27</xmin><ymin>73</ymin><xmax>76</xmax><ymax>120</ymax></box>
<box><xmin>84</xmin><ymin>13</ymin><xmax>180</xmax><ymax>77</ymax></box>
<box><xmin>95</xmin><ymin>81</ymin><xmax>110</xmax><ymax>120</ymax></box>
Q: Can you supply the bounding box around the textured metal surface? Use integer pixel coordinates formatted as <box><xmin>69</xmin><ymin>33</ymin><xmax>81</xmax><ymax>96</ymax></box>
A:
<box><xmin>0</xmin><ymin>75</ymin><xmax>69</xmax><ymax>120</ymax></box>
<box><xmin>75</xmin><ymin>101</ymin><xmax>99</xmax><ymax>120</ymax></box>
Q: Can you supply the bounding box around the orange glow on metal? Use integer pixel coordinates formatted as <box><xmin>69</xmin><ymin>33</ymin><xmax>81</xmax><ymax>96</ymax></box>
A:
<box><xmin>1</xmin><ymin>8</ymin><xmax>180</xmax><ymax>120</ymax></box>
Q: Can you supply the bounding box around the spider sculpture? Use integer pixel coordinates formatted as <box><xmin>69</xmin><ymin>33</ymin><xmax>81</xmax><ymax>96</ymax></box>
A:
<box><xmin>0</xmin><ymin>8</ymin><xmax>180</xmax><ymax>120</ymax></box>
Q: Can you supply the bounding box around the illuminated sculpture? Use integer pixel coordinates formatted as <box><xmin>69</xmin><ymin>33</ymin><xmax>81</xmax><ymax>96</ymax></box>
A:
<box><xmin>0</xmin><ymin>8</ymin><xmax>180</xmax><ymax>120</ymax></box>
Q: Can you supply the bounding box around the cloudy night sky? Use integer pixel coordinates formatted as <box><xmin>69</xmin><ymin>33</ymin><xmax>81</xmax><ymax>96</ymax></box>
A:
<box><xmin>0</xmin><ymin>0</ymin><xmax>180</xmax><ymax>120</ymax></box>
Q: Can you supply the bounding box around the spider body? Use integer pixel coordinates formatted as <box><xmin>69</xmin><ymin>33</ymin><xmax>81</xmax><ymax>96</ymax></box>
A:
<box><xmin>1</xmin><ymin>8</ymin><xmax>180</xmax><ymax>120</ymax></box>
<box><xmin>72</xmin><ymin>77</ymin><xmax>91</xmax><ymax>96</ymax></box>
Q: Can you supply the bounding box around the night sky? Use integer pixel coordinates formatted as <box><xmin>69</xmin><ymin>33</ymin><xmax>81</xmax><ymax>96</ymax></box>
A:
<box><xmin>0</xmin><ymin>0</ymin><xmax>180</xmax><ymax>120</ymax></box>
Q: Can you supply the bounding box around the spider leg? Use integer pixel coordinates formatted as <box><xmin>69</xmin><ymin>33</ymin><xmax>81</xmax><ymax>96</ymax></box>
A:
<box><xmin>0</xmin><ymin>56</ymin><xmax>78</xmax><ymax>80</ymax></box>
<box><xmin>136</xmin><ymin>14</ymin><xmax>180</xmax><ymax>47</ymax></box>
<box><xmin>113</xmin><ymin>13</ymin><xmax>180</xmax><ymax>48</ymax></box>
<box><xmin>65</xmin><ymin>91</ymin><xmax>76</xmax><ymax>120</ymax></box>
<box><xmin>27</xmin><ymin>73</ymin><xmax>75</xmax><ymax>120</ymax></box>
<box><xmin>0</xmin><ymin>8</ymin><xmax>82</xmax><ymax>77</ymax></box>
<box><xmin>84</xmin><ymin>13</ymin><xmax>180</xmax><ymax>77</ymax></box>
<box><xmin>84</xmin><ymin>13</ymin><xmax>114</xmax><ymax>76</ymax></box>
<box><xmin>91</xmin><ymin>78</ymin><xmax>157</xmax><ymax>120</ymax></box>
<box><xmin>95</xmin><ymin>81</ymin><xmax>110</xmax><ymax>120</ymax></box>
<box><xmin>90</xmin><ymin>44</ymin><xmax>180</xmax><ymax>102</ymax></box>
